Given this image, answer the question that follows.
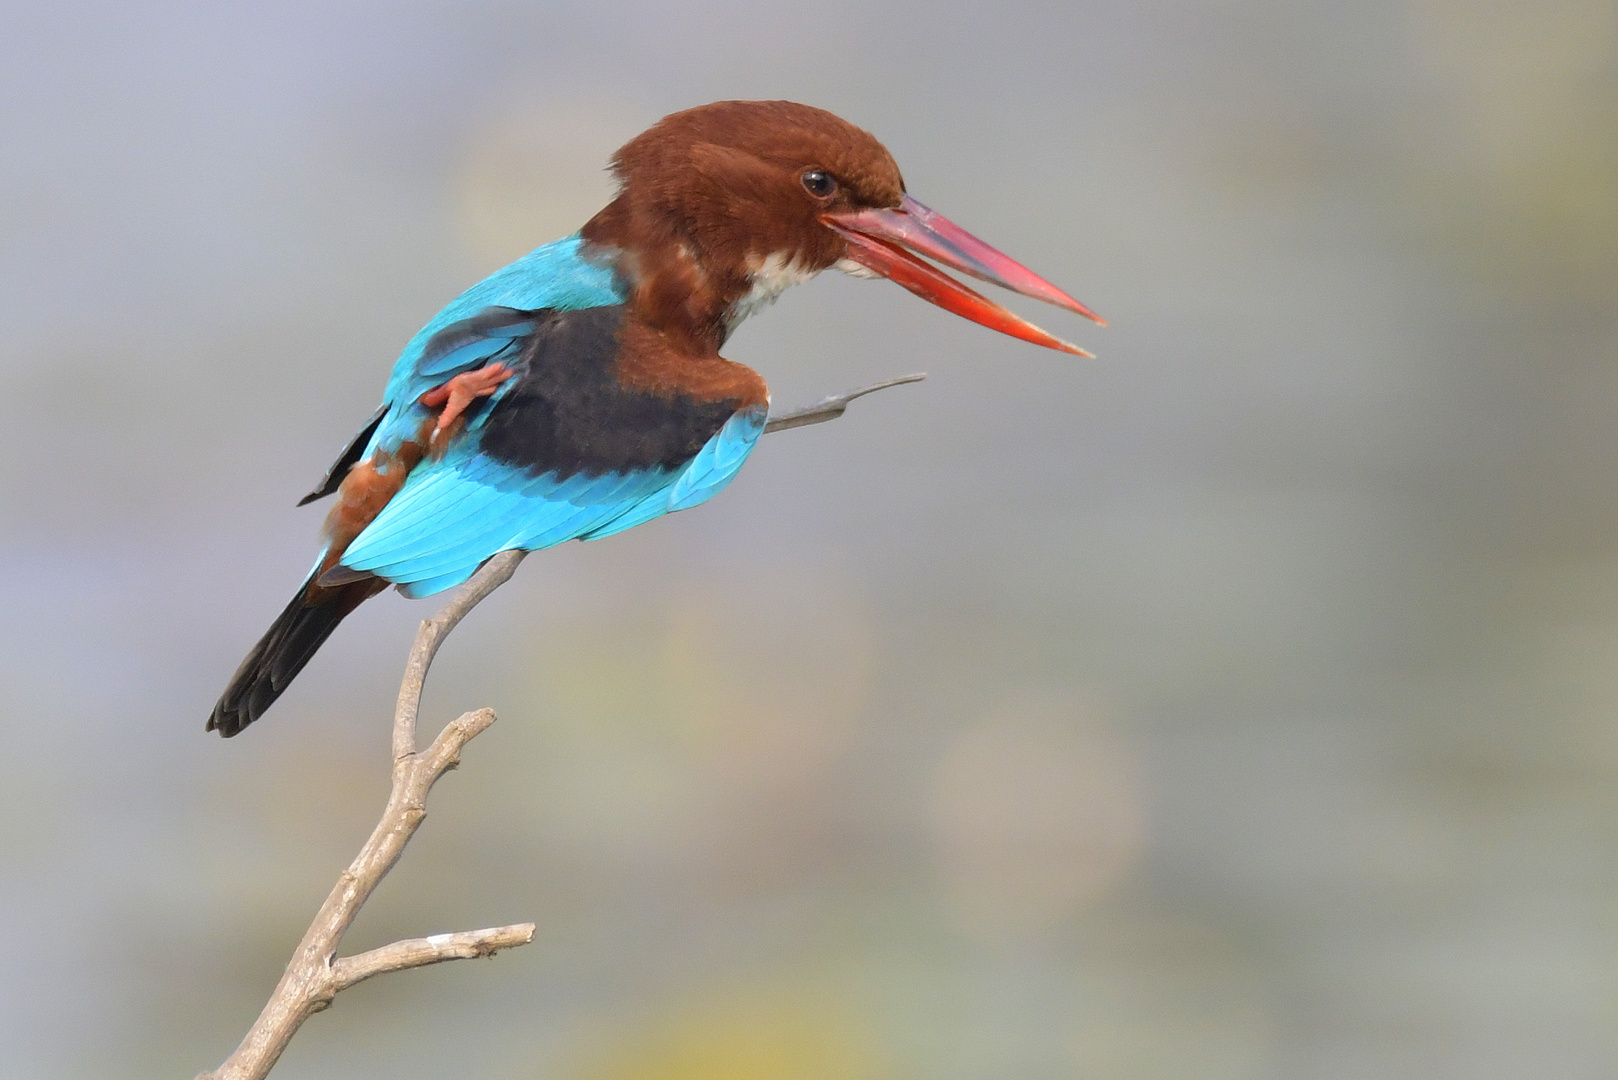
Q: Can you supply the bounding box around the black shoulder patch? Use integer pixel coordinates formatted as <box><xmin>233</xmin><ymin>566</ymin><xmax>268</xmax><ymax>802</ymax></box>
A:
<box><xmin>476</xmin><ymin>305</ymin><xmax>741</xmax><ymax>478</ymax></box>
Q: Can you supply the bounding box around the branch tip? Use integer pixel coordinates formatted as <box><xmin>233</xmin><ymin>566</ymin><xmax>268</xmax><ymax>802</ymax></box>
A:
<box><xmin>764</xmin><ymin>372</ymin><xmax>926</xmax><ymax>434</ymax></box>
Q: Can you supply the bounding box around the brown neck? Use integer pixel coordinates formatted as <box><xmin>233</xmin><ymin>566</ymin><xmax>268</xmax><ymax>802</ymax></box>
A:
<box><xmin>581</xmin><ymin>197</ymin><xmax>756</xmax><ymax>357</ymax></box>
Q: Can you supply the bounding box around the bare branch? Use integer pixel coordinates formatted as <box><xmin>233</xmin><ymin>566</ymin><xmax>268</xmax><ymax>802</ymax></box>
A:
<box><xmin>198</xmin><ymin>556</ymin><xmax>534</xmax><ymax>1080</ymax></box>
<box><xmin>200</xmin><ymin>375</ymin><xmax>921</xmax><ymax>1079</ymax></box>
<box><xmin>331</xmin><ymin>923</ymin><xmax>537</xmax><ymax>992</ymax></box>
<box><xmin>393</xmin><ymin>549</ymin><xmax>528</xmax><ymax>762</ymax></box>
<box><xmin>764</xmin><ymin>373</ymin><xmax>926</xmax><ymax>433</ymax></box>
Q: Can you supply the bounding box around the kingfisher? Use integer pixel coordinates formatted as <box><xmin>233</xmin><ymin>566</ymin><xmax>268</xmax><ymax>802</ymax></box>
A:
<box><xmin>208</xmin><ymin>100</ymin><xmax>1103</xmax><ymax>736</ymax></box>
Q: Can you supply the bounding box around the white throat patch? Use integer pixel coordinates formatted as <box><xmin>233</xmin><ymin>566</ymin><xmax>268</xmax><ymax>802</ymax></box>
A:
<box><xmin>834</xmin><ymin>256</ymin><xmax>881</xmax><ymax>280</ymax></box>
<box><xmin>728</xmin><ymin>252</ymin><xmax>819</xmax><ymax>329</ymax></box>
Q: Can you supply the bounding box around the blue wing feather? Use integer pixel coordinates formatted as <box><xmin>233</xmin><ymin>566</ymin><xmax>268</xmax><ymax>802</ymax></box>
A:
<box><xmin>666</xmin><ymin>408</ymin><xmax>768</xmax><ymax>511</ymax></box>
<box><xmin>415</xmin><ymin>324</ymin><xmax>530</xmax><ymax>380</ymax></box>
<box><xmin>339</xmin><ymin>408</ymin><xmax>766</xmax><ymax>596</ymax></box>
<box><xmin>319</xmin><ymin>234</ymin><xmax>766</xmax><ymax>599</ymax></box>
<box><xmin>578</xmin><ymin>408</ymin><xmax>767</xmax><ymax>540</ymax></box>
<box><xmin>382</xmin><ymin>470</ymin><xmax>661</xmax><ymax>582</ymax></box>
<box><xmin>363</xmin><ymin>234</ymin><xmax>624</xmax><ymax>460</ymax></box>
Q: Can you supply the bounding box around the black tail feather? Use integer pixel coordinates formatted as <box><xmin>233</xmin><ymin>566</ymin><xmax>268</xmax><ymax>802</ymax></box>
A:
<box><xmin>208</xmin><ymin>576</ymin><xmax>385</xmax><ymax>737</ymax></box>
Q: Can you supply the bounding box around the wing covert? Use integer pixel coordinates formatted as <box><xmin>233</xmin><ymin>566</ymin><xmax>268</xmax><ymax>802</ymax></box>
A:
<box><xmin>337</xmin><ymin>408</ymin><xmax>764</xmax><ymax>598</ymax></box>
<box><xmin>329</xmin><ymin>302</ymin><xmax>769</xmax><ymax>598</ymax></box>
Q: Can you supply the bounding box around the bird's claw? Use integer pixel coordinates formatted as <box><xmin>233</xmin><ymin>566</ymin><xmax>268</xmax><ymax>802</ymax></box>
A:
<box><xmin>419</xmin><ymin>363</ymin><xmax>515</xmax><ymax>433</ymax></box>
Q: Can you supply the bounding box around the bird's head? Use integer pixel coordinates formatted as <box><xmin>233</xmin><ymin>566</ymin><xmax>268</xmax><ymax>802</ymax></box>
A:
<box><xmin>581</xmin><ymin>100</ymin><xmax>1102</xmax><ymax>355</ymax></box>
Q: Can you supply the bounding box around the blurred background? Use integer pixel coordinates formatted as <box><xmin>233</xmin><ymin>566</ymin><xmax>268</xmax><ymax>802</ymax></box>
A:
<box><xmin>2</xmin><ymin>0</ymin><xmax>1615</xmax><ymax>1077</ymax></box>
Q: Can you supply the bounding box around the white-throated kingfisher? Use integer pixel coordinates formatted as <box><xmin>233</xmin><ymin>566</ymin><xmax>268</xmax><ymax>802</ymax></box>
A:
<box><xmin>209</xmin><ymin>100</ymin><xmax>1102</xmax><ymax>736</ymax></box>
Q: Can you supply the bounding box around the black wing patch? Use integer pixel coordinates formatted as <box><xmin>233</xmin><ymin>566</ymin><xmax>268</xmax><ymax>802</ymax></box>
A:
<box><xmin>297</xmin><ymin>404</ymin><xmax>387</xmax><ymax>506</ymax></box>
<box><xmin>476</xmin><ymin>305</ymin><xmax>741</xmax><ymax>479</ymax></box>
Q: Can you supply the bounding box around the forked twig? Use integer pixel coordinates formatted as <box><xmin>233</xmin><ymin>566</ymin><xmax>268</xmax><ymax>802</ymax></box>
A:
<box><xmin>198</xmin><ymin>550</ymin><xmax>533</xmax><ymax>1080</ymax></box>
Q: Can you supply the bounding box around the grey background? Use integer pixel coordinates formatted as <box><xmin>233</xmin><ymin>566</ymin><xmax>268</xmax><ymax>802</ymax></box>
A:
<box><xmin>1</xmin><ymin>0</ymin><xmax>1614</xmax><ymax>1077</ymax></box>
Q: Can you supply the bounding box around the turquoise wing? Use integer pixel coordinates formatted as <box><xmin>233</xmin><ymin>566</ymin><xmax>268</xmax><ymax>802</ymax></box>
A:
<box><xmin>364</xmin><ymin>234</ymin><xmax>624</xmax><ymax>459</ymax></box>
<box><xmin>336</xmin><ymin>407</ymin><xmax>767</xmax><ymax>598</ymax></box>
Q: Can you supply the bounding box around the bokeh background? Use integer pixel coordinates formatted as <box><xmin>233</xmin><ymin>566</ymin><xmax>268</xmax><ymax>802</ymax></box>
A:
<box><xmin>2</xmin><ymin>0</ymin><xmax>1615</xmax><ymax>1077</ymax></box>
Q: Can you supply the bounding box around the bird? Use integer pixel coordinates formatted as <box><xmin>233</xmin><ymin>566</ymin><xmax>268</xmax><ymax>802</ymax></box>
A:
<box><xmin>208</xmin><ymin>99</ymin><xmax>1103</xmax><ymax>736</ymax></box>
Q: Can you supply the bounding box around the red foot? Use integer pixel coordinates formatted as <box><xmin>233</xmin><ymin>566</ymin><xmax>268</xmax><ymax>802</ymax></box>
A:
<box><xmin>419</xmin><ymin>363</ymin><xmax>515</xmax><ymax>433</ymax></box>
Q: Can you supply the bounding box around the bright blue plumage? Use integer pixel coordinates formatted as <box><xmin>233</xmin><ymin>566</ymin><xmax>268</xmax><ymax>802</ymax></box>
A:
<box><xmin>322</xmin><ymin>233</ymin><xmax>768</xmax><ymax>599</ymax></box>
<box><xmin>370</xmin><ymin>233</ymin><xmax>623</xmax><ymax>454</ymax></box>
<box><xmin>575</xmin><ymin>408</ymin><xmax>768</xmax><ymax>541</ymax></box>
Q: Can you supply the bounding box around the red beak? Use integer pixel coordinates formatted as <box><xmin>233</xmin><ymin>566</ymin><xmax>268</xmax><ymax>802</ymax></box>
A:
<box><xmin>822</xmin><ymin>194</ymin><xmax>1104</xmax><ymax>357</ymax></box>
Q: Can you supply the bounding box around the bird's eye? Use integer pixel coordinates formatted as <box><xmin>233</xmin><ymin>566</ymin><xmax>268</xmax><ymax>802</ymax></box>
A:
<box><xmin>801</xmin><ymin>170</ymin><xmax>837</xmax><ymax>198</ymax></box>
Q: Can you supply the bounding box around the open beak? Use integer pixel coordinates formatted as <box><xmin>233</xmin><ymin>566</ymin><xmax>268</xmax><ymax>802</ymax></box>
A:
<box><xmin>822</xmin><ymin>194</ymin><xmax>1104</xmax><ymax>357</ymax></box>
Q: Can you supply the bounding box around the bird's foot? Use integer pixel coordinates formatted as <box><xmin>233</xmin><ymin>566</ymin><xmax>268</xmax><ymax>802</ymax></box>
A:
<box><xmin>419</xmin><ymin>364</ymin><xmax>515</xmax><ymax>433</ymax></box>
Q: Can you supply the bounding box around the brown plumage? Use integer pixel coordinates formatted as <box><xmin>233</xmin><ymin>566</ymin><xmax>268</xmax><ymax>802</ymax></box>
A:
<box><xmin>582</xmin><ymin>100</ymin><xmax>905</xmax><ymax>354</ymax></box>
<box><xmin>613</xmin><ymin>319</ymin><xmax>768</xmax><ymax>407</ymax></box>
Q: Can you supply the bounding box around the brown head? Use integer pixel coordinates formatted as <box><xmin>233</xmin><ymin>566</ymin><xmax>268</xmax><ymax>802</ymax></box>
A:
<box><xmin>581</xmin><ymin>100</ymin><xmax>1102</xmax><ymax>355</ymax></box>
